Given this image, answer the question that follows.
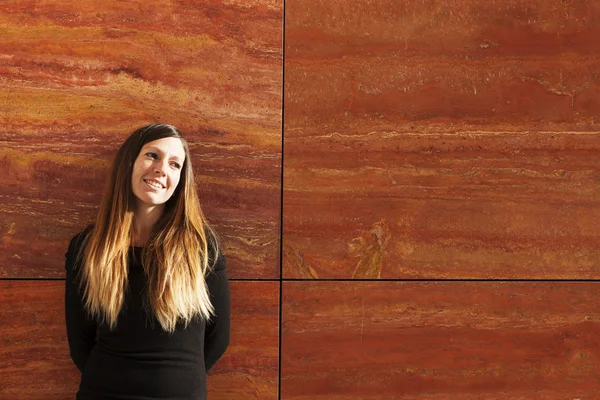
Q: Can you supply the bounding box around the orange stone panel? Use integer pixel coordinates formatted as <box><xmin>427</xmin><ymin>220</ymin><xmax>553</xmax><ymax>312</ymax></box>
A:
<box><xmin>0</xmin><ymin>0</ymin><xmax>283</xmax><ymax>278</ymax></box>
<box><xmin>284</xmin><ymin>0</ymin><xmax>600</xmax><ymax>279</ymax></box>
<box><xmin>0</xmin><ymin>281</ymin><xmax>78</xmax><ymax>399</ymax></box>
<box><xmin>284</xmin><ymin>132</ymin><xmax>600</xmax><ymax>279</ymax></box>
<box><xmin>208</xmin><ymin>281</ymin><xmax>280</xmax><ymax>400</ymax></box>
<box><xmin>0</xmin><ymin>280</ymin><xmax>279</xmax><ymax>400</ymax></box>
<box><xmin>286</xmin><ymin>0</ymin><xmax>600</xmax><ymax>130</ymax></box>
<box><xmin>281</xmin><ymin>281</ymin><xmax>600</xmax><ymax>399</ymax></box>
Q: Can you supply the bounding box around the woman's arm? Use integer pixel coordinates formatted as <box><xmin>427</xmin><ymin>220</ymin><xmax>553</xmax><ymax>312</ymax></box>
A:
<box><xmin>64</xmin><ymin>232</ymin><xmax>97</xmax><ymax>373</ymax></box>
<box><xmin>204</xmin><ymin>251</ymin><xmax>231</xmax><ymax>372</ymax></box>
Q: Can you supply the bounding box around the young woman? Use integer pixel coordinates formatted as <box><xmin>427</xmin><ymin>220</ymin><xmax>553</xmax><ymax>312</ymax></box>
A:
<box><xmin>65</xmin><ymin>124</ymin><xmax>230</xmax><ymax>399</ymax></box>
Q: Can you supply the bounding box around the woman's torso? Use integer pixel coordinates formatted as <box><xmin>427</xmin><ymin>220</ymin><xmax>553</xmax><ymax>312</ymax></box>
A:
<box><xmin>77</xmin><ymin>247</ymin><xmax>208</xmax><ymax>400</ymax></box>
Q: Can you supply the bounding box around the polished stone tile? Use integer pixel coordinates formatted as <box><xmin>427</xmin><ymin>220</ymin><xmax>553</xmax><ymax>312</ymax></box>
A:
<box><xmin>283</xmin><ymin>0</ymin><xmax>600</xmax><ymax>279</ymax></box>
<box><xmin>0</xmin><ymin>0</ymin><xmax>283</xmax><ymax>278</ymax></box>
<box><xmin>282</xmin><ymin>281</ymin><xmax>600</xmax><ymax>399</ymax></box>
<box><xmin>0</xmin><ymin>280</ymin><xmax>279</xmax><ymax>400</ymax></box>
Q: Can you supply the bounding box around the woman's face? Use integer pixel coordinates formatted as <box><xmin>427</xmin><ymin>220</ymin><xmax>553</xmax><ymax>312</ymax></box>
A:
<box><xmin>131</xmin><ymin>137</ymin><xmax>186</xmax><ymax>210</ymax></box>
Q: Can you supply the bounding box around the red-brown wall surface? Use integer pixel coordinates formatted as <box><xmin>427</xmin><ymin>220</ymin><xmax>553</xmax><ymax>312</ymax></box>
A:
<box><xmin>2</xmin><ymin>1</ymin><xmax>600</xmax><ymax>399</ymax></box>
<box><xmin>1</xmin><ymin>1</ymin><xmax>281</xmax><ymax>398</ymax></box>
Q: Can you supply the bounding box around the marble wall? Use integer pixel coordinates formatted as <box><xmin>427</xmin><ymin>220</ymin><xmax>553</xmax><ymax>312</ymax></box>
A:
<box><xmin>2</xmin><ymin>0</ymin><xmax>600</xmax><ymax>398</ymax></box>
<box><xmin>1</xmin><ymin>1</ymin><xmax>281</xmax><ymax>398</ymax></box>
<box><xmin>282</xmin><ymin>0</ymin><xmax>600</xmax><ymax>398</ymax></box>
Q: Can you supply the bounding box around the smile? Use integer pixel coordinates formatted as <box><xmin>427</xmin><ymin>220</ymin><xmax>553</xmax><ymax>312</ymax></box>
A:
<box><xmin>143</xmin><ymin>179</ymin><xmax>165</xmax><ymax>189</ymax></box>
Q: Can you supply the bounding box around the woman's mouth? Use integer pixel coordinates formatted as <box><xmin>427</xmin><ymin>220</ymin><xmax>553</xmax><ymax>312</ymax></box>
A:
<box><xmin>143</xmin><ymin>179</ymin><xmax>165</xmax><ymax>190</ymax></box>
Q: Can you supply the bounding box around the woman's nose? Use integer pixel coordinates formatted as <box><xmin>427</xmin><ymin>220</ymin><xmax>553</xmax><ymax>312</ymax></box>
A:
<box><xmin>154</xmin><ymin>159</ymin><xmax>169</xmax><ymax>174</ymax></box>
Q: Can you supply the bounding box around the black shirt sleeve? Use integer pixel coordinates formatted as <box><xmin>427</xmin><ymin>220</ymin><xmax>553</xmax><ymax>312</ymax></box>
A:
<box><xmin>64</xmin><ymin>231</ymin><xmax>97</xmax><ymax>373</ymax></box>
<box><xmin>204</xmin><ymin>251</ymin><xmax>230</xmax><ymax>373</ymax></box>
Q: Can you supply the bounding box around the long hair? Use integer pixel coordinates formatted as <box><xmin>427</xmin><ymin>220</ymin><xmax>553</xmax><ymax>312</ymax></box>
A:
<box><xmin>79</xmin><ymin>123</ymin><xmax>219</xmax><ymax>332</ymax></box>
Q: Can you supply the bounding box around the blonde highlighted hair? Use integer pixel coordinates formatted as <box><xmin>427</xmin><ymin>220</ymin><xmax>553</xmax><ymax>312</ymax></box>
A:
<box><xmin>78</xmin><ymin>124</ymin><xmax>219</xmax><ymax>333</ymax></box>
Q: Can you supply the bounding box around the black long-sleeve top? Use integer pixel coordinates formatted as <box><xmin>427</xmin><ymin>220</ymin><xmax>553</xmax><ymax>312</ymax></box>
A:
<box><xmin>65</xmin><ymin>229</ymin><xmax>230</xmax><ymax>400</ymax></box>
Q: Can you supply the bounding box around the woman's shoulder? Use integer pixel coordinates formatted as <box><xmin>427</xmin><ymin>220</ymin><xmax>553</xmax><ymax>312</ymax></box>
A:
<box><xmin>66</xmin><ymin>224</ymin><xmax>94</xmax><ymax>258</ymax></box>
<box><xmin>206</xmin><ymin>236</ymin><xmax>226</xmax><ymax>272</ymax></box>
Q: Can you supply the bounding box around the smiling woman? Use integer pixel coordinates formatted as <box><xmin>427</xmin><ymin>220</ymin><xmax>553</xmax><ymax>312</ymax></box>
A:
<box><xmin>64</xmin><ymin>124</ymin><xmax>230</xmax><ymax>400</ymax></box>
<box><xmin>130</xmin><ymin>137</ymin><xmax>187</xmax><ymax>245</ymax></box>
<box><xmin>133</xmin><ymin>139</ymin><xmax>184</xmax><ymax>202</ymax></box>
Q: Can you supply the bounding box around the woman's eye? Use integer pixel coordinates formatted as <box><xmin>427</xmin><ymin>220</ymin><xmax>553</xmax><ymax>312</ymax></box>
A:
<box><xmin>171</xmin><ymin>162</ymin><xmax>181</xmax><ymax>169</ymax></box>
<box><xmin>146</xmin><ymin>152</ymin><xmax>158</xmax><ymax>159</ymax></box>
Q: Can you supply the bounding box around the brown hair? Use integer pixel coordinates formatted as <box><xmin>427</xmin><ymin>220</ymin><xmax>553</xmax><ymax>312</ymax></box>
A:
<box><xmin>79</xmin><ymin>124</ymin><xmax>219</xmax><ymax>332</ymax></box>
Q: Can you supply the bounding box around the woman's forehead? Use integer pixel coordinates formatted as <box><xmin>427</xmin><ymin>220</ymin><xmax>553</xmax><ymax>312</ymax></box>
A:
<box><xmin>141</xmin><ymin>137</ymin><xmax>186</xmax><ymax>160</ymax></box>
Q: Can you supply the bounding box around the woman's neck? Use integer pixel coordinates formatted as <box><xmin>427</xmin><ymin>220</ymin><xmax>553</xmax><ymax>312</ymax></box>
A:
<box><xmin>132</xmin><ymin>204</ymin><xmax>164</xmax><ymax>246</ymax></box>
